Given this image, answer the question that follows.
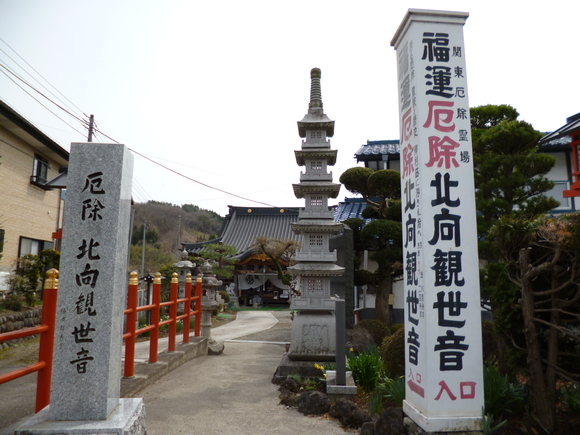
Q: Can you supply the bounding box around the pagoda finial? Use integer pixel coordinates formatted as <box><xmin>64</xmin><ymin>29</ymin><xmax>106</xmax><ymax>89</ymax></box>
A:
<box><xmin>297</xmin><ymin>67</ymin><xmax>334</xmax><ymax>138</ymax></box>
<box><xmin>308</xmin><ymin>68</ymin><xmax>323</xmax><ymax>114</ymax></box>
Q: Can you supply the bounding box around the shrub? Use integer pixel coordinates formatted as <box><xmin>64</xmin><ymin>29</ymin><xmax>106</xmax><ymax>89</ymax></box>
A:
<box><xmin>383</xmin><ymin>375</ymin><xmax>405</xmax><ymax>407</ymax></box>
<box><xmin>8</xmin><ymin>254</ymin><xmax>43</xmax><ymax>306</ymax></box>
<box><xmin>481</xmin><ymin>320</ymin><xmax>500</xmax><ymax>365</ymax></box>
<box><xmin>482</xmin><ymin>409</ymin><xmax>507</xmax><ymax>435</ymax></box>
<box><xmin>380</xmin><ymin>326</ymin><xmax>405</xmax><ymax>378</ymax></box>
<box><xmin>219</xmin><ymin>290</ymin><xmax>230</xmax><ymax>304</ymax></box>
<box><xmin>40</xmin><ymin>248</ymin><xmax>60</xmax><ymax>270</ymax></box>
<box><xmin>368</xmin><ymin>389</ymin><xmax>384</xmax><ymax>415</ymax></box>
<box><xmin>483</xmin><ymin>364</ymin><xmax>527</xmax><ymax>420</ymax></box>
<box><xmin>389</xmin><ymin>323</ymin><xmax>403</xmax><ymax>335</ymax></box>
<box><xmin>561</xmin><ymin>383</ymin><xmax>580</xmax><ymax>414</ymax></box>
<box><xmin>1</xmin><ymin>294</ymin><xmax>24</xmax><ymax>311</ymax></box>
<box><xmin>212</xmin><ymin>304</ymin><xmax>223</xmax><ymax>316</ymax></box>
<box><xmin>347</xmin><ymin>346</ymin><xmax>384</xmax><ymax>392</ymax></box>
<box><xmin>358</xmin><ymin>319</ymin><xmax>390</xmax><ymax>345</ymax></box>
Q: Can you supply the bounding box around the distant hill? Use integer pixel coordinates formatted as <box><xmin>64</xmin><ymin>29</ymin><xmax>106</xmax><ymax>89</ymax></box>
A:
<box><xmin>131</xmin><ymin>201</ymin><xmax>223</xmax><ymax>254</ymax></box>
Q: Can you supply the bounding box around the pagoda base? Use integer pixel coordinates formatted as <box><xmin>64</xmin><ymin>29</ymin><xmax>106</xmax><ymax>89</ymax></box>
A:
<box><xmin>287</xmin><ymin>310</ymin><xmax>336</xmax><ymax>361</ymax></box>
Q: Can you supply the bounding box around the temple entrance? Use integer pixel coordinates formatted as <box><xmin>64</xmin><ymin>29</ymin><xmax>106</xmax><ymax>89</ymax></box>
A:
<box><xmin>236</xmin><ymin>255</ymin><xmax>291</xmax><ymax>307</ymax></box>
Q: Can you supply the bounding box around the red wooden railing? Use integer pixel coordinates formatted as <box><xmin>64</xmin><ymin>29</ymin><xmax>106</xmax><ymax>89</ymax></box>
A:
<box><xmin>122</xmin><ymin>271</ymin><xmax>202</xmax><ymax>376</ymax></box>
<box><xmin>0</xmin><ymin>268</ymin><xmax>203</xmax><ymax>412</ymax></box>
<box><xmin>0</xmin><ymin>268</ymin><xmax>58</xmax><ymax>412</ymax></box>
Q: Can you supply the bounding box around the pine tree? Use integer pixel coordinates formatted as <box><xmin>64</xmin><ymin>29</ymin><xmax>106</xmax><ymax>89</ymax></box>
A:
<box><xmin>339</xmin><ymin>168</ymin><xmax>402</xmax><ymax>325</ymax></box>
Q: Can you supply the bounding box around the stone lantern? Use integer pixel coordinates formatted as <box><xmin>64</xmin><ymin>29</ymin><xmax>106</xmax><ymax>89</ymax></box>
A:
<box><xmin>200</xmin><ymin>260</ymin><xmax>224</xmax><ymax>354</ymax></box>
<box><xmin>173</xmin><ymin>250</ymin><xmax>195</xmax><ymax>300</ymax></box>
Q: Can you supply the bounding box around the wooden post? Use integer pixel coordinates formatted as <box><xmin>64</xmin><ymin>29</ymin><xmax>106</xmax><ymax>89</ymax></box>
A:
<box><xmin>183</xmin><ymin>273</ymin><xmax>192</xmax><ymax>344</ymax></box>
<box><xmin>149</xmin><ymin>272</ymin><xmax>161</xmax><ymax>363</ymax></box>
<box><xmin>36</xmin><ymin>268</ymin><xmax>59</xmax><ymax>412</ymax></box>
<box><xmin>194</xmin><ymin>274</ymin><xmax>202</xmax><ymax>336</ymax></box>
<box><xmin>123</xmin><ymin>271</ymin><xmax>139</xmax><ymax>378</ymax></box>
<box><xmin>168</xmin><ymin>273</ymin><xmax>178</xmax><ymax>352</ymax></box>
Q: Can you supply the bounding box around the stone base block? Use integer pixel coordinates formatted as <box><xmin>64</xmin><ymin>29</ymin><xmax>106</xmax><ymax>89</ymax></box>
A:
<box><xmin>15</xmin><ymin>398</ymin><xmax>145</xmax><ymax>435</ymax></box>
<box><xmin>403</xmin><ymin>400</ymin><xmax>483</xmax><ymax>433</ymax></box>
<box><xmin>288</xmin><ymin>311</ymin><xmax>336</xmax><ymax>361</ymax></box>
<box><xmin>325</xmin><ymin>370</ymin><xmax>358</xmax><ymax>400</ymax></box>
<box><xmin>272</xmin><ymin>352</ymin><xmax>324</xmax><ymax>383</ymax></box>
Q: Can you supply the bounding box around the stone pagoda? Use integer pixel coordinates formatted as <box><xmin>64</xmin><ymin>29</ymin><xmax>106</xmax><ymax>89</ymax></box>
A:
<box><xmin>287</xmin><ymin>68</ymin><xmax>345</xmax><ymax>362</ymax></box>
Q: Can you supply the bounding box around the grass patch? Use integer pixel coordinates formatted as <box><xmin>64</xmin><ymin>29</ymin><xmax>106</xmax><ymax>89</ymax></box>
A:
<box><xmin>0</xmin><ymin>336</ymin><xmax>40</xmax><ymax>365</ymax></box>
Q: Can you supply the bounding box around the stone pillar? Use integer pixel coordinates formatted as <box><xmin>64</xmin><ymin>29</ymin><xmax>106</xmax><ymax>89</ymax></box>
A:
<box><xmin>326</xmin><ymin>299</ymin><xmax>357</xmax><ymax>399</ymax></box>
<box><xmin>392</xmin><ymin>9</ymin><xmax>484</xmax><ymax>432</ymax></box>
<box><xmin>16</xmin><ymin>143</ymin><xmax>145</xmax><ymax>434</ymax></box>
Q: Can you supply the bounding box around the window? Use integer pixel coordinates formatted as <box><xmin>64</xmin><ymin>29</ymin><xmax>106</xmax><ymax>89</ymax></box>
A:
<box><xmin>310</xmin><ymin>161</ymin><xmax>322</xmax><ymax>170</ymax></box>
<box><xmin>309</xmin><ymin>235</ymin><xmax>323</xmax><ymax>246</ymax></box>
<box><xmin>547</xmin><ymin>181</ymin><xmax>572</xmax><ymax>211</ymax></box>
<box><xmin>307</xmin><ymin>279</ymin><xmax>323</xmax><ymax>293</ymax></box>
<box><xmin>310</xmin><ymin>131</ymin><xmax>322</xmax><ymax>139</ymax></box>
<box><xmin>310</xmin><ymin>196</ymin><xmax>323</xmax><ymax>206</ymax></box>
<box><xmin>18</xmin><ymin>237</ymin><xmax>53</xmax><ymax>257</ymax></box>
<box><xmin>31</xmin><ymin>154</ymin><xmax>50</xmax><ymax>185</ymax></box>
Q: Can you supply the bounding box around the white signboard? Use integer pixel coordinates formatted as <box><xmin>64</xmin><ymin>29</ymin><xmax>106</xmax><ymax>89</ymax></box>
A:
<box><xmin>391</xmin><ymin>9</ymin><xmax>484</xmax><ymax>432</ymax></box>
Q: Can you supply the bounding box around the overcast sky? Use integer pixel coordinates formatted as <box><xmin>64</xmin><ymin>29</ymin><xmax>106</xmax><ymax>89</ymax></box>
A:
<box><xmin>1</xmin><ymin>1</ymin><xmax>578</xmax><ymax>217</ymax></box>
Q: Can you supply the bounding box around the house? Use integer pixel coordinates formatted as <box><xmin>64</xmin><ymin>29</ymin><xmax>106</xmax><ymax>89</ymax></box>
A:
<box><xmin>0</xmin><ymin>100</ymin><xmax>68</xmax><ymax>282</ymax></box>
<box><xmin>355</xmin><ymin>137</ymin><xmax>576</xmax><ymax>213</ymax></box>
<box><xmin>354</xmin><ymin>139</ymin><xmax>401</xmax><ymax>172</ymax></box>
<box><xmin>538</xmin><ymin>112</ymin><xmax>580</xmax><ymax>207</ymax></box>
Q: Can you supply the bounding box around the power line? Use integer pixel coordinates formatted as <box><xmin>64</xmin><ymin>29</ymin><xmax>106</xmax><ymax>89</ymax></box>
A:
<box><xmin>89</xmin><ymin>125</ymin><xmax>279</xmax><ymax>207</ymax></box>
<box><xmin>0</xmin><ymin>62</ymin><xmax>86</xmax><ymax>126</ymax></box>
<box><xmin>0</xmin><ymin>66</ymin><xmax>87</xmax><ymax>137</ymax></box>
<box><xmin>0</xmin><ymin>37</ymin><xmax>87</xmax><ymax>119</ymax></box>
<box><xmin>132</xmin><ymin>178</ymin><xmax>153</xmax><ymax>202</ymax></box>
<box><xmin>127</xmin><ymin>147</ymin><xmax>278</xmax><ymax>208</ymax></box>
<box><xmin>0</xmin><ymin>41</ymin><xmax>278</xmax><ymax>209</ymax></box>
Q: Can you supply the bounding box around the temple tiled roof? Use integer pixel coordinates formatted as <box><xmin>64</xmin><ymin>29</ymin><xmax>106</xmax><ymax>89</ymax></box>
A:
<box><xmin>539</xmin><ymin>112</ymin><xmax>580</xmax><ymax>146</ymax></box>
<box><xmin>183</xmin><ymin>206</ymin><xmax>301</xmax><ymax>257</ymax></box>
<box><xmin>334</xmin><ymin>197</ymin><xmax>370</xmax><ymax>223</ymax></box>
<box><xmin>355</xmin><ymin>140</ymin><xmax>400</xmax><ymax>161</ymax></box>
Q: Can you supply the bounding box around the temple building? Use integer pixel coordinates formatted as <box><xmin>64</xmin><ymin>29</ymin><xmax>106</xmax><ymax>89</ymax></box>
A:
<box><xmin>182</xmin><ymin>206</ymin><xmax>300</xmax><ymax>306</ymax></box>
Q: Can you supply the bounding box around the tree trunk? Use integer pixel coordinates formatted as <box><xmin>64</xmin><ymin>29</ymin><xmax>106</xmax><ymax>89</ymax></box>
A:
<box><xmin>546</xmin><ymin>274</ymin><xmax>560</xmax><ymax>423</ymax></box>
<box><xmin>519</xmin><ymin>248</ymin><xmax>556</xmax><ymax>432</ymax></box>
<box><xmin>375</xmin><ymin>266</ymin><xmax>391</xmax><ymax>326</ymax></box>
<box><xmin>490</xmin><ymin>298</ymin><xmax>511</xmax><ymax>376</ymax></box>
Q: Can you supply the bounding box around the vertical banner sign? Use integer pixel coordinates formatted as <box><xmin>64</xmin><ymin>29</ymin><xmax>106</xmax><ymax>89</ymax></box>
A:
<box><xmin>391</xmin><ymin>10</ymin><xmax>484</xmax><ymax>432</ymax></box>
<box><xmin>50</xmin><ymin>143</ymin><xmax>133</xmax><ymax>421</ymax></box>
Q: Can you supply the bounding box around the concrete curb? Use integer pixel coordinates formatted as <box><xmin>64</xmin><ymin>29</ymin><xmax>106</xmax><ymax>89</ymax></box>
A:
<box><xmin>121</xmin><ymin>336</ymin><xmax>208</xmax><ymax>398</ymax></box>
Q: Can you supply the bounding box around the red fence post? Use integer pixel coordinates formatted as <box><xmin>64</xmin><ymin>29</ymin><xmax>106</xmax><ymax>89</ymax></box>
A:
<box><xmin>149</xmin><ymin>272</ymin><xmax>161</xmax><ymax>363</ymax></box>
<box><xmin>124</xmin><ymin>271</ymin><xmax>139</xmax><ymax>377</ymax></box>
<box><xmin>35</xmin><ymin>268</ymin><xmax>58</xmax><ymax>412</ymax></box>
<box><xmin>168</xmin><ymin>272</ymin><xmax>178</xmax><ymax>352</ymax></box>
<box><xmin>194</xmin><ymin>273</ymin><xmax>202</xmax><ymax>336</ymax></box>
<box><xmin>183</xmin><ymin>273</ymin><xmax>192</xmax><ymax>344</ymax></box>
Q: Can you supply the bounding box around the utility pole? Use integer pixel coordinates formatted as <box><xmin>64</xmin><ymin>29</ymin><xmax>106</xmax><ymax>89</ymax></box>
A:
<box><xmin>176</xmin><ymin>215</ymin><xmax>182</xmax><ymax>259</ymax></box>
<box><xmin>141</xmin><ymin>221</ymin><xmax>147</xmax><ymax>279</ymax></box>
<box><xmin>88</xmin><ymin>114</ymin><xmax>94</xmax><ymax>142</ymax></box>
